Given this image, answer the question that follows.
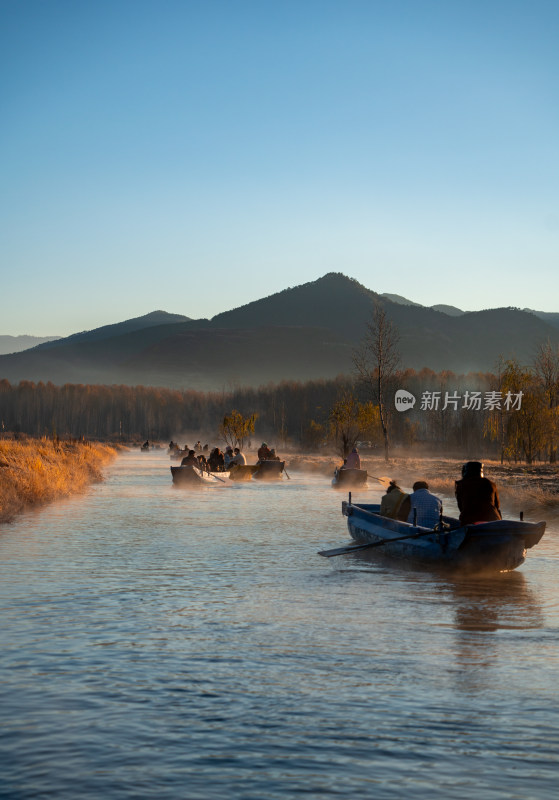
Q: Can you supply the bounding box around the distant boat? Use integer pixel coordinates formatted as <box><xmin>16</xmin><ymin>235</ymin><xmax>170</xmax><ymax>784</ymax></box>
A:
<box><xmin>171</xmin><ymin>465</ymin><xmax>229</xmax><ymax>486</ymax></box>
<box><xmin>252</xmin><ymin>460</ymin><xmax>285</xmax><ymax>480</ymax></box>
<box><xmin>331</xmin><ymin>467</ymin><xmax>367</xmax><ymax>488</ymax></box>
<box><xmin>319</xmin><ymin>499</ymin><xmax>546</xmax><ymax>573</ymax></box>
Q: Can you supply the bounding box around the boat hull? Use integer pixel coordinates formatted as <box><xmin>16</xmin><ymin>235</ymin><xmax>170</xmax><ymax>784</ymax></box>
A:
<box><xmin>252</xmin><ymin>460</ymin><xmax>285</xmax><ymax>480</ymax></box>
<box><xmin>171</xmin><ymin>466</ymin><xmax>229</xmax><ymax>486</ymax></box>
<box><xmin>332</xmin><ymin>468</ymin><xmax>367</xmax><ymax>488</ymax></box>
<box><xmin>228</xmin><ymin>464</ymin><xmax>257</xmax><ymax>481</ymax></box>
<box><xmin>342</xmin><ymin>501</ymin><xmax>545</xmax><ymax>573</ymax></box>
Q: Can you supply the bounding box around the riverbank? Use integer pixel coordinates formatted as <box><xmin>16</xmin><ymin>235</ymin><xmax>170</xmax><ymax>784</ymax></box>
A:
<box><xmin>287</xmin><ymin>454</ymin><xmax>559</xmax><ymax>516</ymax></box>
<box><xmin>0</xmin><ymin>439</ymin><xmax>118</xmax><ymax>523</ymax></box>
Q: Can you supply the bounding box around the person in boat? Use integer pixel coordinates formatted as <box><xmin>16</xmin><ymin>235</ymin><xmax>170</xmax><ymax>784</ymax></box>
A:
<box><xmin>455</xmin><ymin>461</ymin><xmax>502</xmax><ymax>525</ymax></box>
<box><xmin>197</xmin><ymin>454</ymin><xmax>209</xmax><ymax>472</ymax></box>
<box><xmin>202</xmin><ymin>443</ymin><xmax>209</xmax><ymax>454</ymax></box>
<box><xmin>344</xmin><ymin>447</ymin><xmax>361</xmax><ymax>470</ymax></box>
<box><xmin>257</xmin><ymin>442</ymin><xmax>271</xmax><ymax>461</ymax></box>
<box><xmin>142</xmin><ymin>440</ymin><xmax>150</xmax><ymax>449</ymax></box>
<box><xmin>380</xmin><ymin>480</ymin><xmax>411</xmax><ymax>522</ymax></box>
<box><xmin>231</xmin><ymin>447</ymin><xmax>247</xmax><ymax>466</ymax></box>
<box><xmin>268</xmin><ymin>448</ymin><xmax>280</xmax><ymax>461</ymax></box>
<box><xmin>407</xmin><ymin>481</ymin><xmax>442</xmax><ymax>528</ymax></box>
<box><xmin>224</xmin><ymin>446</ymin><xmax>235</xmax><ymax>468</ymax></box>
<box><xmin>180</xmin><ymin>449</ymin><xmax>198</xmax><ymax>467</ymax></box>
<box><xmin>208</xmin><ymin>447</ymin><xmax>225</xmax><ymax>472</ymax></box>
<box><xmin>194</xmin><ymin>440</ymin><xmax>202</xmax><ymax>452</ymax></box>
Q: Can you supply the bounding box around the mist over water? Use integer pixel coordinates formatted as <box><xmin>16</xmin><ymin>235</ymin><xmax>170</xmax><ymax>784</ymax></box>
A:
<box><xmin>1</xmin><ymin>451</ymin><xmax>558</xmax><ymax>799</ymax></box>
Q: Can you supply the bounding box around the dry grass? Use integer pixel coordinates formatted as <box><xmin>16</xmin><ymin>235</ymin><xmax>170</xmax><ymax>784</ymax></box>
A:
<box><xmin>0</xmin><ymin>438</ymin><xmax>118</xmax><ymax>523</ymax></box>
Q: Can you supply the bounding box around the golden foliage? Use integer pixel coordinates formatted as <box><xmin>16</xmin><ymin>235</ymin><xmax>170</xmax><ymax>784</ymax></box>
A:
<box><xmin>0</xmin><ymin>438</ymin><xmax>117</xmax><ymax>523</ymax></box>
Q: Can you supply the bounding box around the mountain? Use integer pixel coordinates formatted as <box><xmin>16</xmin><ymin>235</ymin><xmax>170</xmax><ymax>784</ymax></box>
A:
<box><xmin>430</xmin><ymin>304</ymin><xmax>465</xmax><ymax>316</ymax></box>
<box><xmin>382</xmin><ymin>293</ymin><xmax>465</xmax><ymax>316</ymax></box>
<box><xmin>381</xmin><ymin>293</ymin><xmax>423</xmax><ymax>307</ymax></box>
<box><xmin>34</xmin><ymin>310</ymin><xmax>191</xmax><ymax>350</ymax></box>
<box><xmin>1</xmin><ymin>274</ymin><xmax>558</xmax><ymax>389</ymax></box>
<box><xmin>523</xmin><ymin>309</ymin><xmax>559</xmax><ymax>330</ymax></box>
<box><xmin>0</xmin><ymin>335</ymin><xmax>60</xmax><ymax>355</ymax></box>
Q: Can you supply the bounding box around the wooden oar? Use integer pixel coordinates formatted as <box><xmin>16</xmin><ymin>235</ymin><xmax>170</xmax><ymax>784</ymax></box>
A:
<box><xmin>318</xmin><ymin>529</ymin><xmax>434</xmax><ymax>558</ymax></box>
<box><xmin>366</xmin><ymin>474</ymin><xmax>393</xmax><ymax>489</ymax></box>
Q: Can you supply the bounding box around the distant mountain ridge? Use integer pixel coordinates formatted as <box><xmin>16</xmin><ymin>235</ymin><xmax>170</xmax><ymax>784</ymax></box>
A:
<box><xmin>1</xmin><ymin>274</ymin><xmax>558</xmax><ymax>390</ymax></box>
<box><xmin>0</xmin><ymin>335</ymin><xmax>61</xmax><ymax>356</ymax></box>
<box><xmin>34</xmin><ymin>310</ymin><xmax>192</xmax><ymax>350</ymax></box>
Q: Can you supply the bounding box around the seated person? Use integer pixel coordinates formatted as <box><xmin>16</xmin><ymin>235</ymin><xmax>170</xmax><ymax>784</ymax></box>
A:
<box><xmin>380</xmin><ymin>481</ymin><xmax>411</xmax><ymax>521</ymax></box>
<box><xmin>407</xmin><ymin>481</ymin><xmax>442</xmax><ymax>528</ymax></box>
<box><xmin>455</xmin><ymin>461</ymin><xmax>502</xmax><ymax>525</ymax></box>
<box><xmin>268</xmin><ymin>448</ymin><xmax>280</xmax><ymax>461</ymax></box>
<box><xmin>197</xmin><ymin>454</ymin><xmax>209</xmax><ymax>471</ymax></box>
<box><xmin>257</xmin><ymin>442</ymin><xmax>271</xmax><ymax>461</ymax></box>
<box><xmin>180</xmin><ymin>449</ymin><xmax>198</xmax><ymax>466</ymax></box>
<box><xmin>208</xmin><ymin>447</ymin><xmax>225</xmax><ymax>472</ymax></box>
<box><xmin>344</xmin><ymin>447</ymin><xmax>361</xmax><ymax>470</ymax></box>
<box><xmin>224</xmin><ymin>446</ymin><xmax>234</xmax><ymax>468</ymax></box>
<box><xmin>232</xmin><ymin>447</ymin><xmax>247</xmax><ymax>466</ymax></box>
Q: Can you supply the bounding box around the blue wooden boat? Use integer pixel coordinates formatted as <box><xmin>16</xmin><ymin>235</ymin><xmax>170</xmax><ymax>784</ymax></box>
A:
<box><xmin>319</xmin><ymin>497</ymin><xmax>546</xmax><ymax>572</ymax></box>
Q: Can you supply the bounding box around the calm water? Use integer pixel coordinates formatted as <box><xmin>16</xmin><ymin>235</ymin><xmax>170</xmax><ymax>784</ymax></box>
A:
<box><xmin>1</xmin><ymin>451</ymin><xmax>558</xmax><ymax>800</ymax></box>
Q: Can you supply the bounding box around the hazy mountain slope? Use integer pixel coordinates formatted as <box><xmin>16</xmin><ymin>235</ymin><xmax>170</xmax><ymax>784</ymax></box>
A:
<box><xmin>0</xmin><ymin>335</ymin><xmax>60</xmax><ymax>355</ymax></box>
<box><xmin>431</xmin><ymin>304</ymin><xmax>465</xmax><ymax>316</ymax></box>
<box><xmin>120</xmin><ymin>325</ymin><xmax>354</xmax><ymax>390</ymax></box>
<box><xmin>381</xmin><ymin>293</ymin><xmax>423</xmax><ymax>307</ymax></box>
<box><xmin>212</xmin><ymin>273</ymin><xmax>376</xmax><ymax>339</ymax></box>
<box><xmin>34</xmin><ymin>310</ymin><xmax>192</xmax><ymax>351</ymax></box>
<box><xmin>524</xmin><ymin>309</ymin><xmax>559</xmax><ymax>330</ymax></box>
<box><xmin>1</xmin><ymin>274</ymin><xmax>558</xmax><ymax>388</ymax></box>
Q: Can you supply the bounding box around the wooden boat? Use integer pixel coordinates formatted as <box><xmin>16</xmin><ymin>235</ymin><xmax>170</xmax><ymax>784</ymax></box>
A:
<box><xmin>331</xmin><ymin>467</ymin><xmax>367</xmax><ymax>488</ymax></box>
<box><xmin>169</xmin><ymin>449</ymin><xmax>183</xmax><ymax>460</ymax></box>
<box><xmin>321</xmin><ymin>498</ymin><xmax>546</xmax><ymax>572</ymax></box>
<box><xmin>252</xmin><ymin>460</ymin><xmax>285</xmax><ymax>480</ymax></box>
<box><xmin>171</xmin><ymin>465</ymin><xmax>229</xmax><ymax>486</ymax></box>
<box><xmin>229</xmin><ymin>464</ymin><xmax>258</xmax><ymax>481</ymax></box>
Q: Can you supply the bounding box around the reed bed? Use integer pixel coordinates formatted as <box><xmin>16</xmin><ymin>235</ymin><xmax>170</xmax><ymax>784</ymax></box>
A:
<box><xmin>0</xmin><ymin>439</ymin><xmax>118</xmax><ymax>523</ymax></box>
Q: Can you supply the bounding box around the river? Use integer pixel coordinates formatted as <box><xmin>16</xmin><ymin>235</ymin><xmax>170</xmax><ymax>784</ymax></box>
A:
<box><xmin>1</xmin><ymin>450</ymin><xmax>558</xmax><ymax>799</ymax></box>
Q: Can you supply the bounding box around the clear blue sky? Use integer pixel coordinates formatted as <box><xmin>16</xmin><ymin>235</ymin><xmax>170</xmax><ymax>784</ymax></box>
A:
<box><xmin>2</xmin><ymin>0</ymin><xmax>558</xmax><ymax>335</ymax></box>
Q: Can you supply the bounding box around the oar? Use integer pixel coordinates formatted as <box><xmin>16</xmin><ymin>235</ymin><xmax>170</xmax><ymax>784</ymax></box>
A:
<box><xmin>318</xmin><ymin>529</ymin><xmax>435</xmax><ymax>558</ymax></box>
<box><xmin>283</xmin><ymin>466</ymin><xmax>291</xmax><ymax>479</ymax></box>
<box><xmin>366</xmin><ymin>474</ymin><xmax>393</xmax><ymax>489</ymax></box>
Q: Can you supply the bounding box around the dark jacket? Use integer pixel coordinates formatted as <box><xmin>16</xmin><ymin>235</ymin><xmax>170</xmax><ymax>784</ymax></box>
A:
<box><xmin>455</xmin><ymin>477</ymin><xmax>502</xmax><ymax>525</ymax></box>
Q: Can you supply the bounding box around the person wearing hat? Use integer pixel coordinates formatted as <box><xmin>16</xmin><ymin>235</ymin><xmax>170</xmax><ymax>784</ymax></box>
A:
<box><xmin>380</xmin><ymin>480</ymin><xmax>411</xmax><ymax>521</ymax></box>
<box><xmin>344</xmin><ymin>447</ymin><xmax>361</xmax><ymax>470</ymax></box>
<box><xmin>406</xmin><ymin>481</ymin><xmax>442</xmax><ymax>528</ymax></box>
<box><xmin>257</xmin><ymin>442</ymin><xmax>271</xmax><ymax>461</ymax></box>
<box><xmin>455</xmin><ymin>461</ymin><xmax>502</xmax><ymax>525</ymax></box>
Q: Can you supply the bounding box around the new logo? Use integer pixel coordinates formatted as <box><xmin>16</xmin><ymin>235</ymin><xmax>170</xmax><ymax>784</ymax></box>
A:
<box><xmin>395</xmin><ymin>389</ymin><xmax>416</xmax><ymax>411</ymax></box>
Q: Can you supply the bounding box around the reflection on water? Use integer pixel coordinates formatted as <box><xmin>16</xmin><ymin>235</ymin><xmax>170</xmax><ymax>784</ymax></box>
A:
<box><xmin>1</xmin><ymin>451</ymin><xmax>558</xmax><ymax>800</ymax></box>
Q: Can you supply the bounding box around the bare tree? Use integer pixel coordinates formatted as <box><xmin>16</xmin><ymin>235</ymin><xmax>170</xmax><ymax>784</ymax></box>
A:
<box><xmin>353</xmin><ymin>302</ymin><xmax>400</xmax><ymax>461</ymax></box>
<box><xmin>534</xmin><ymin>339</ymin><xmax>559</xmax><ymax>463</ymax></box>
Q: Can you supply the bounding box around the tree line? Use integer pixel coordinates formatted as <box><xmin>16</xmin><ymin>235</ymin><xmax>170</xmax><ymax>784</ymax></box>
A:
<box><xmin>0</xmin><ymin>338</ymin><xmax>557</xmax><ymax>464</ymax></box>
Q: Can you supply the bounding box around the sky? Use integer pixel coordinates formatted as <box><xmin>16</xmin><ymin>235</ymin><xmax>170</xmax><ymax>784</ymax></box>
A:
<box><xmin>1</xmin><ymin>0</ymin><xmax>558</xmax><ymax>336</ymax></box>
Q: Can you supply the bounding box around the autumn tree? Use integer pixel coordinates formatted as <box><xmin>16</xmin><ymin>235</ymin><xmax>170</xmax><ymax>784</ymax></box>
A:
<box><xmin>353</xmin><ymin>302</ymin><xmax>400</xmax><ymax>461</ymax></box>
<box><xmin>328</xmin><ymin>391</ymin><xmax>380</xmax><ymax>458</ymax></box>
<box><xmin>219</xmin><ymin>409</ymin><xmax>258</xmax><ymax>450</ymax></box>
